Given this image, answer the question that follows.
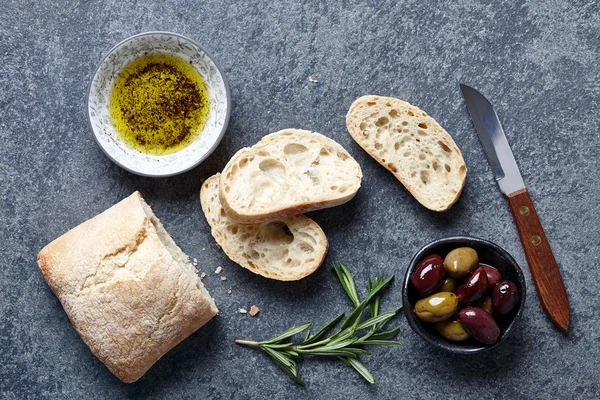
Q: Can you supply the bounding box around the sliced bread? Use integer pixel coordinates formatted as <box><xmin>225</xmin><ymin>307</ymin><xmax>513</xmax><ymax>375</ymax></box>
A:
<box><xmin>346</xmin><ymin>95</ymin><xmax>467</xmax><ymax>211</ymax></box>
<box><xmin>201</xmin><ymin>174</ymin><xmax>328</xmax><ymax>281</ymax></box>
<box><xmin>219</xmin><ymin>129</ymin><xmax>362</xmax><ymax>224</ymax></box>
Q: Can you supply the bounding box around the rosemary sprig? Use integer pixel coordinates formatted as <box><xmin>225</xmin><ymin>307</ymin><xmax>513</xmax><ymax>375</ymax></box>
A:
<box><xmin>235</xmin><ymin>262</ymin><xmax>403</xmax><ymax>385</ymax></box>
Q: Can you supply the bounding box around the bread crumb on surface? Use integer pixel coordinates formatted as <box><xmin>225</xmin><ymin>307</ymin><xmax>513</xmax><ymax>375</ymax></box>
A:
<box><xmin>202</xmin><ymin>248</ymin><xmax>206</xmax><ymax>251</ymax></box>
<box><xmin>215</xmin><ymin>266</ymin><xmax>222</xmax><ymax>274</ymax></box>
<box><xmin>220</xmin><ymin>276</ymin><xmax>227</xmax><ymax>281</ymax></box>
<box><xmin>239</xmin><ymin>308</ymin><xmax>247</xmax><ymax>314</ymax></box>
<box><xmin>227</xmin><ymin>289</ymin><xmax>232</xmax><ymax>295</ymax></box>
<box><xmin>200</xmin><ymin>272</ymin><xmax>207</xmax><ymax>279</ymax></box>
<box><xmin>308</xmin><ymin>76</ymin><xmax>318</xmax><ymax>83</ymax></box>
<box><xmin>249</xmin><ymin>305</ymin><xmax>260</xmax><ymax>317</ymax></box>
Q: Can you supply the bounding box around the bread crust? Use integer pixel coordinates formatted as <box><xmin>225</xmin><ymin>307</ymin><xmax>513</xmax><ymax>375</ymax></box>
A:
<box><xmin>219</xmin><ymin>129</ymin><xmax>362</xmax><ymax>224</ymax></box>
<box><xmin>37</xmin><ymin>192</ymin><xmax>218</xmax><ymax>383</ymax></box>
<box><xmin>201</xmin><ymin>174</ymin><xmax>328</xmax><ymax>281</ymax></box>
<box><xmin>346</xmin><ymin>95</ymin><xmax>466</xmax><ymax>211</ymax></box>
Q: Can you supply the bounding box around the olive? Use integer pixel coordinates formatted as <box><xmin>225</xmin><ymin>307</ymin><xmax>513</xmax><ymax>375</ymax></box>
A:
<box><xmin>435</xmin><ymin>317</ymin><xmax>471</xmax><ymax>341</ymax></box>
<box><xmin>414</xmin><ymin>292</ymin><xmax>458</xmax><ymax>323</ymax></box>
<box><xmin>456</xmin><ymin>267</ymin><xmax>488</xmax><ymax>304</ymax></box>
<box><xmin>475</xmin><ymin>296</ymin><xmax>493</xmax><ymax>314</ymax></box>
<box><xmin>439</xmin><ymin>276</ymin><xmax>458</xmax><ymax>293</ymax></box>
<box><xmin>411</xmin><ymin>254</ymin><xmax>445</xmax><ymax>296</ymax></box>
<box><xmin>481</xmin><ymin>264</ymin><xmax>502</xmax><ymax>290</ymax></box>
<box><xmin>443</xmin><ymin>247</ymin><xmax>479</xmax><ymax>278</ymax></box>
<box><xmin>458</xmin><ymin>307</ymin><xmax>500</xmax><ymax>345</ymax></box>
<box><xmin>492</xmin><ymin>280</ymin><xmax>520</xmax><ymax>316</ymax></box>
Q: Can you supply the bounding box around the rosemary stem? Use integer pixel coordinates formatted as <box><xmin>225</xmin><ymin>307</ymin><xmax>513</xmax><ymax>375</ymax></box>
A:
<box><xmin>235</xmin><ymin>339</ymin><xmax>260</xmax><ymax>347</ymax></box>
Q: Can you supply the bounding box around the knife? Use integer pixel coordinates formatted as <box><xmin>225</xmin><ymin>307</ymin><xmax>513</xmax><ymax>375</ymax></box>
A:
<box><xmin>460</xmin><ymin>84</ymin><xmax>570</xmax><ymax>332</ymax></box>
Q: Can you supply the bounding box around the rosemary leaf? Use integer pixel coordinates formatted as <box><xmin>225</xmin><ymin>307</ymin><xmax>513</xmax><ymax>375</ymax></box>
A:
<box><xmin>261</xmin><ymin>342</ymin><xmax>294</xmax><ymax>350</ymax></box>
<box><xmin>369</xmin><ymin>327</ymin><xmax>401</xmax><ymax>340</ymax></box>
<box><xmin>368</xmin><ymin>276</ymin><xmax>383</xmax><ymax>318</ymax></box>
<box><xmin>303</xmin><ymin>312</ymin><xmax>345</xmax><ymax>345</ymax></box>
<box><xmin>355</xmin><ymin>311</ymin><xmax>397</xmax><ymax>331</ymax></box>
<box><xmin>327</xmin><ymin>327</ymin><xmax>356</xmax><ymax>344</ymax></box>
<box><xmin>297</xmin><ymin>348</ymin><xmax>358</xmax><ymax>358</ymax></box>
<box><xmin>342</xmin><ymin>347</ymin><xmax>372</xmax><ymax>356</ymax></box>
<box><xmin>262</xmin><ymin>322</ymin><xmax>312</xmax><ymax>344</ymax></box>
<box><xmin>262</xmin><ymin>346</ymin><xmax>294</xmax><ymax>368</ymax></box>
<box><xmin>282</xmin><ymin>350</ymin><xmax>302</xmax><ymax>361</ymax></box>
<box><xmin>361</xmin><ymin>339</ymin><xmax>403</xmax><ymax>346</ymax></box>
<box><xmin>318</xmin><ymin>338</ymin><xmax>356</xmax><ymax>350</ymax></box>
<box><xmin>375</xmin><ymin>306</ymin><xmax>404</xmax><ymax>332</ymax></box>
<box><xmin>340</xmin><ymin>357</ymin><xmax>375</xmax><ymax>384</ymax></box>
<box><xmin>332</xmin><ymin>262</ymin><xmax>360</xmax><ymax>306</ymax></box>
<box><xmin>341</xmin><ymin>275</ymin><xmax>394</xmax><ymax>330</ymax></box>
<box><xmin>262</xmin><ymin>347</ymin><xmax>304</xmax><ymax>384</ymax></box>
<box><xmin>303</xmin><ymin>328</ymin><xmax>311</xmax><ymax>342</ymax></box>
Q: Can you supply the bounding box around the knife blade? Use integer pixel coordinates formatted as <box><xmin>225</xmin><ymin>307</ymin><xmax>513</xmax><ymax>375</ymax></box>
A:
<box><xmin>460</xmin><ymin>84</ymin><xmax>570</xmax><ymax>332</ymax></box>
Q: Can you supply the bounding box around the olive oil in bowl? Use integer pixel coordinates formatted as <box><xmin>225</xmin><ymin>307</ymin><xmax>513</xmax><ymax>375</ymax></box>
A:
<box><xmin>108</xmin><ymin>53</ymin><xmax>210</xmax><ymax>155</ymax></box>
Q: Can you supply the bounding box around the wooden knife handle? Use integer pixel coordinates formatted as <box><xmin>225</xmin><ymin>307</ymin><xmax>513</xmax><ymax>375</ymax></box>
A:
<box><xmin>507</xmin><ymin>188</ymin><xmax>570</xmax><ymax>332</ymax></box>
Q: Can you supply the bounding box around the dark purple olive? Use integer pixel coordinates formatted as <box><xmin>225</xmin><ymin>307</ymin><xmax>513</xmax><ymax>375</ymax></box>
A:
<box><xmin>481</xmin><ymin>264</ymin><xmax>502</xmax><ymax>291</ymax></box>
<box><xmin>458</xmin><ymin>307</ymin><xmax>500</xmax><ymax>345</ymax></box>
<box><xmin>411</xmin><ymin>254</ymin><xmax>445</xmax><ymax>297</ymax></box>
<box><xmin>492</xmin><ymin>280</ymin><xmax>520</xmax><ymax>316</ymax></box>
<box><xmin>456</xmin><ymin>267</ymin><xmax>488</xmax><ymax>304</ymax></box>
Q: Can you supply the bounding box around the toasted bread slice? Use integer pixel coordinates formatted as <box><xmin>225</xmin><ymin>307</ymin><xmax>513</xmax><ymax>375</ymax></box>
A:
<box><xmin>201</xmin><ymin>174</ymin><xmax>328</xmax><ymax>281</ymax></box>
<box><xmin>219</xmin><ymin>129</ymin><xmax>362</xmax><ymax>224</ymax></box>
<box><xmin>346</xmin><ymin>95</ymin><xmax>466</xmax><ymax>211</ymax></box>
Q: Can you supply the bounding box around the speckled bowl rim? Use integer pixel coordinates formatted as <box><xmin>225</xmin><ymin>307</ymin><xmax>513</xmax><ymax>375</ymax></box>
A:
<box><xmin>86</xmin><ymin>31</ymin><xmax>231</xmax><ymax>178</ymax></box>
<box><xmin>402</xmin><ymin>236</ymin><xmax>526</xmax><ymax>354</ymax></box>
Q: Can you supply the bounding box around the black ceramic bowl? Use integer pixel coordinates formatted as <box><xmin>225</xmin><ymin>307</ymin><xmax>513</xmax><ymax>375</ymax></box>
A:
<box><xmin>403</xmin><ymin>236</ymin><xmax>526</xmax><ymax>354</ymax></box>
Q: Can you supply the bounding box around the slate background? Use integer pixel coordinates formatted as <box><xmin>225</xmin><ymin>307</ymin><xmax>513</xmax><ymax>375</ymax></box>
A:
<box><xmin>1</xmin><ymin>0</ymin><xmax>599</xmax><ymax>399</ymax></box>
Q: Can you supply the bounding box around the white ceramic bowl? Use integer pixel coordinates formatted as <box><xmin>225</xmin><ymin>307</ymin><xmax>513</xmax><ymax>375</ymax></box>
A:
<box><xmin>87</xmin><ymin>32</ymin><xmax>230</xmax><ymax>177</ymax></box>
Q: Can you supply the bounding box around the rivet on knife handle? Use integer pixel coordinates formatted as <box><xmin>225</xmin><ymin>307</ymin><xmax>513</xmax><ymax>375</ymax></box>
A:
<box><xmin>507</xmin><ymin>188</ymin><xmax>570</xmax><ymax>332</ymax></box>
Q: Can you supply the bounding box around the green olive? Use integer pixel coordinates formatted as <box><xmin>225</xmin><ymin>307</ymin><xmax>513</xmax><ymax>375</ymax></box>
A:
<box><xmin>435</xmin><ymin>317</ymin><xmax>471</xmax><ymax>341</ymax></box>
<box><xmin>475</xmin><ymin>296</ymin><xmax>493</xmax><ymax>314</ymax></box>
<box><xmin>439</xmin><ymin>276</ymin><xmax>458</xmax><ymax>293</ymax></box>
<box><xmin>414</xmin><ymin>292</ymin><xmax>458</xmax><ymax>323</ymax></box>
<box><xmin>444</xmin><ymin>247</ymin><xmax>479</xmax><ymax>278</ymax></box>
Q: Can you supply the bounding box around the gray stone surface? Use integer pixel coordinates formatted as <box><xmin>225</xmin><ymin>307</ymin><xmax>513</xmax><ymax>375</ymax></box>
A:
<box><xmin>1</xmin><ymin>0</ymin><xmax>599</xmax><ymax>398</ymax></box>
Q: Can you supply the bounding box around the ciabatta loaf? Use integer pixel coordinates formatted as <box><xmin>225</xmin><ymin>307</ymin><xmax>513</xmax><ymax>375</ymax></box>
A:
<box><xmin>201</xmin><ymin>174</ymin><xmax>327</xmax><ymax>281</ymax></box>
<box><xmin>346</xmin><ymin>95</ymin><xmax>466</xmax><ymax>211</ymax></box>
<box><xmin>37</xmin><ymin>192</ymin><xmax>218</xmax><ymax>383</ymax></box>
<box><xmin>219</xmin><ymin>129</ymin><xmax>362</xmax><ymax>224</ymax></box>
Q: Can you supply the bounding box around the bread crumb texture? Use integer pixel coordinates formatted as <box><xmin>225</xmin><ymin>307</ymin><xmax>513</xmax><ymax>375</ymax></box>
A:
<box><xmin>200</xmin><ymin>174</ymin><xmax>328</xmax><ymax>281</ymax></box>
<box><xmin>346</xmin><ymin>95</ymin><xmax>467</xmax><ymax>211</ymax></box>
<box><xmin>249</xmin><ymin>305</ymin><xmax>260</xmax><ymax>317</ymax></box>
<box><xmin>37</xmin><ymin>192</ymin><xmax>218</xmax><ymax>383</ymax></box>
<box><xmin>218</xmin><ymin>129</ymin><xmax>363</xmax><ymax>224</ymax></box>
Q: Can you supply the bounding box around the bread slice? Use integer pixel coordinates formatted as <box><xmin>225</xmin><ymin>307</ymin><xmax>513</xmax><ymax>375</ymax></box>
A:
<box><xmin>346</xmin><ymin>95</ymin><xmax>467</xmax><ymax>211</ymax></box>
<box><xmin>37</xmin><ymin>192</ymin><xmax>218</xmax><ymax>383</ymax></box>
<box><xmin>219</xmin><ymin>129</ymin><xmax>362</xmax><ymax>224</ymax></box>
<box><xmin>201</xmin><ymin>174</ymin><xmax>328</xmax><ymax>280</ymax></box>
